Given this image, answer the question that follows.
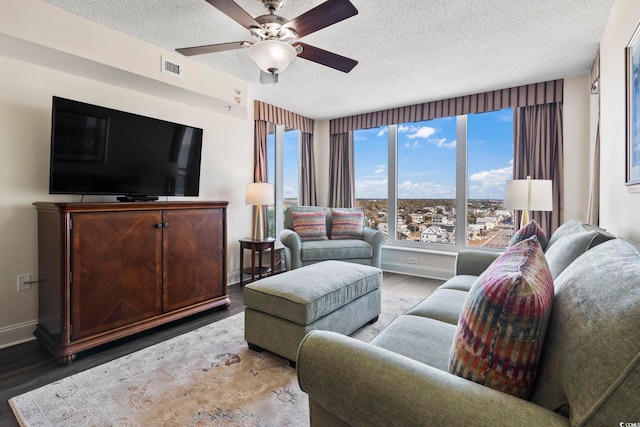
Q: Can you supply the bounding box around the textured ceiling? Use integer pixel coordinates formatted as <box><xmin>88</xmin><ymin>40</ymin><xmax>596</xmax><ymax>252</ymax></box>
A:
<box><xmin>39</xmin><ymin>0</ymin><xmax>614</xmax><ymax>120</ymax></box>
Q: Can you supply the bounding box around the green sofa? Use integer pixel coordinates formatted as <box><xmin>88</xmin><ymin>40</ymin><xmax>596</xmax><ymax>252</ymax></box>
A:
<box><xmin>280</xmin><ymin>206</ymin><xmax>386</xmax><ymax>270</ymax></box>
<box><xmin>297</xmin><ymin>222</ymin><xmax>640</xmax><ymax>426</ymax></box>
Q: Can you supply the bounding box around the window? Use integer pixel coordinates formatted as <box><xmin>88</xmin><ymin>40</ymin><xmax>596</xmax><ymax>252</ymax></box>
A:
<box><xmin>354</xmin><ymin>126</ymin><xmax>388</xmax><ymax>234</ymax></box>
<box><xmin>354</xmin><ymin>108</ymin><xmax>513</xmax><ymax>250</ymax></box>
<box><xmin>267</xmin><ymin>124</ymin><xmax>300</xmax><ymax>239</ymax></box>
<box><xmin>467</xmin><ymin>109</ymin><xmax>515</xmax><ymax>248</ymax></box>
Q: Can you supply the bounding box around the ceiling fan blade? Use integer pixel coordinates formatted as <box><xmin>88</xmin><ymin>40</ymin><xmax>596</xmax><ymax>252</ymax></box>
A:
<box><xmin>176</xmin><ymin>41</ymin><xmax>250</xmax><ymax>56</ymax></box>
<box><xmin>204</xmin><ymin>0</ymin><xmax>260</xmax><ymax>30</ymax></box>
<box><xmin>294</xmin><ymin>43</ymin><xmax>358</xmax><ymax>73</ymax></box>
<box><xmin>283</xmin><ymin>0</ymin><xmax>358</xmax><ymax>38</ymax></box>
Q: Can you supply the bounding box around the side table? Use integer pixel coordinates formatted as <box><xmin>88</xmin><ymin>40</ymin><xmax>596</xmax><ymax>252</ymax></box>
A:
<box><xmin>239</xmin><ymin>237</ymin><xmax>276</xmax><ymax>286</ymax></box>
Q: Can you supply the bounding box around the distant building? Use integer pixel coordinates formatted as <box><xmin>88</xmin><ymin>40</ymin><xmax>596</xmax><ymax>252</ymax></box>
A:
<box><xmin>476</xmin><ymin>216</ymin><xmax>498</xmax><ymax>230</ymax></box>
<box><xmin>420</xmin><ymin>226</ymin><xmax>447</xmax><ymax>243</ymax></box>
<box><xmin>410</xmin><ymin>214</ymin><xmax>424</xmax><ymax>224</ymax></box>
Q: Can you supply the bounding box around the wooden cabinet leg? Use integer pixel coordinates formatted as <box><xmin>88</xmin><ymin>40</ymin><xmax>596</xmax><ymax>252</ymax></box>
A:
<box><xmin>57</xmin><ymin>353</ymin><xmax>76</xmax><ymax>366</ymax></box>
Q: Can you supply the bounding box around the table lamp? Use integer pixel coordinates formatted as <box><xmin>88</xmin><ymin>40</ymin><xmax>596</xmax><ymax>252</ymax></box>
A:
<box><xmin>504</xmin><ymin>176</ymin><xmax>553</xmax><ymax>228</ymax></box>
<box><xmin>246</xmin><ymin>182</ymin><xmax>274</xmax><ymax>241</ymax></box>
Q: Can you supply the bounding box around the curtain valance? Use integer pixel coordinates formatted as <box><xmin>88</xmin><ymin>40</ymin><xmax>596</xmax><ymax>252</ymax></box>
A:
<box><xmin>329</xmin><ymin>79</ymin><xmax>564</xmax><ymax>134</ymax></box>
<box><xmin>254</xmin><ymin>100</ymin><xmax>314</xmax><ymax>134</ymax></box>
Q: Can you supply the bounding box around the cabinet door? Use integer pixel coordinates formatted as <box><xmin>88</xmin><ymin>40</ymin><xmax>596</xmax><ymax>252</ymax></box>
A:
<box><xmin>162</xmin><ymin>208</ymin><xmax>225</xmax><ymax>312</ymax></box>
<box><xmin>70</xmin><ymin>211</ymin><xmax>163</xmax><ymax>340</ymax></box>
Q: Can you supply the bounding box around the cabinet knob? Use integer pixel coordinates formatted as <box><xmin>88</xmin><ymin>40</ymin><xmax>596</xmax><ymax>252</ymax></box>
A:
<box><xmin>164</xmin><ymin>223</ymin><xmax>169</xmax><ymax>228</ymax></box>
<box><xmin>156</xmin><ymin>223</ymin><xmax>163</xmax><ymax>228</ymax></box>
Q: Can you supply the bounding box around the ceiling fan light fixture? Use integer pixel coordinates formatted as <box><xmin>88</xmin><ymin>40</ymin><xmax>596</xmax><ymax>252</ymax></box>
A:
<box><xmin>247</xmin><ymin>40</ymin><xmax>297</xmax><ymax>74</ymax></box>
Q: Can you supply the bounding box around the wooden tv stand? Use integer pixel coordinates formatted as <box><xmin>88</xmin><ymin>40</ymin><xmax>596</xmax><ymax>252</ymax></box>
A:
<box><xmin>33</xmin><ymin>201</ymin><xmax>229</xmax><ymax>365</ymax></box>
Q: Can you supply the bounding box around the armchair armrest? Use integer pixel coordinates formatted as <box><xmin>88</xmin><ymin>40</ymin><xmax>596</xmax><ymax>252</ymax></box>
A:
<box><xmin>362</xmin><ymin>228</ymin><xmax>386</xmax><ymax>268</ymax></box>
<box><xmin>280</xmin><ymin>229</ymin><xmax>303</xmax><ymax>270</ymax></box>
<box><xmin>455</xmin><ymin>250</ymin><xmax>501</xmax><ymax>276</ymax></box>
<box><xmin>297</xmin><ymin>330</ymin><xmax>568</xmax><ymax>427</ymax></box>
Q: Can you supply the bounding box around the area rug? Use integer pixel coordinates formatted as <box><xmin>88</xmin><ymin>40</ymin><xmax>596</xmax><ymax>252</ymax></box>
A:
<box><xmin>9</xmin><ymin>291</ymin><xmax>421</xmax><ymax>427</ymax></box>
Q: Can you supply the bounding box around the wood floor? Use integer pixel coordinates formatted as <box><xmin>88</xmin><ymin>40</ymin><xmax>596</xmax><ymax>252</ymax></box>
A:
<box><xmin>0</xmin><ymin>272</ymin><xmax>442</xmax><ymax>425</ymax></box>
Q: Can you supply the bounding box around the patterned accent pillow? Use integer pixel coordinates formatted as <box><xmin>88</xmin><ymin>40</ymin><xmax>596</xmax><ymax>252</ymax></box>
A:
<box><xmin>510</xmin><ymin>219</ymin><xmax>548</xmax><ymax>250</ymax></box>
<box><xmin>449</xmin><ymin>236</ymin><xmax>554</xmax><ymax>399</ymax></box>
<box><xmin>291</xmin><ymin>211</ymin><xmax>328</xmax><ymax>241</ymax></box>
<box><xmin>330</xmin><ymin>209</ymin><xmax>364</xmax><ymax>240</ymax></box>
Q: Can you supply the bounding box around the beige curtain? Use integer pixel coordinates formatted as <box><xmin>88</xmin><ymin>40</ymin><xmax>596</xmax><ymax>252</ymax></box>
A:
<box><xmin>330</xmin><ymin>80</ymin><xmax>563</xmax><ymax>133</ymax></box>
<box><xmin>253</xmin><ymin>120</ymin><xmax>269</xmax><ymax>236</ymax></box>
<box><xmin>300</xmin><ymin>132</ymin><xmax>317</xmax><ymax>206</ymax></box>
<box><xmin>328</xmin><ymin>132</ymin><xmax>355</xmax><ymax>208</ymax></box>
<box><xmin>253</xmin><ymin>100</ymin><xmax>315</xmax><ymax>232</ymax></box>
<box><xmin>587</xmin><ymin>48</ymin><xmax>600</xmax><ymax>225</ymax></box>
<box><xmin>587</xmin><ymin>118</ymin><xmax>600</xmax><ymax>225</ymax></box>
<box><xmin>514</xmin><ymin>103</ymin><xmax>564</xmax><ymax>236</ymax></box>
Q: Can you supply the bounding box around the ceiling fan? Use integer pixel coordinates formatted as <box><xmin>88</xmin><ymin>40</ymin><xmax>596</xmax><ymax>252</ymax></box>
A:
<box><xmin>176</xmin><ymin>0</ymin><xmax>359</xmax><ymax>83</ymax></box>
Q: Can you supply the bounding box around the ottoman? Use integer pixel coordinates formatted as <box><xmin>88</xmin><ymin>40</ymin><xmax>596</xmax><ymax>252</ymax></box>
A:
<box><xmin>244</xmin><ymin>260</ymin><xmax>382</xmax><ymax>365</ymax></box>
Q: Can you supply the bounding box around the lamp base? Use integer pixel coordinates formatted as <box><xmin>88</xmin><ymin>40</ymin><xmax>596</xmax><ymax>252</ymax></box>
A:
<box><xmin>252</xmin><ymin>204</ymin><xmax>265</xmax><ymax>241</ymax></box>
<box><xmin>520</xmin><ymin>210</ymin><xmax>530</xmax><ymax>228</ymax></box>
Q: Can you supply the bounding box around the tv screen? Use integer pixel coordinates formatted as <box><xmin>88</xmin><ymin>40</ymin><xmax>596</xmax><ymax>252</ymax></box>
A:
<box><xmin>49</xmin><ymin>96</ymin><xmax>203</xmax><ymax>199</ymax></box>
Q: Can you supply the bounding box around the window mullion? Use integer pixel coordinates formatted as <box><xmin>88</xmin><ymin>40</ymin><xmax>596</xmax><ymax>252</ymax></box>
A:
<box><xmin>455</xmin><ymin>115</ymin><xmax>468</xmax><ymax>248</ymax></box>
<box><xmin>274</xmin><ymin>124</ymin><xmax>285</xmax><ymax>238</ymax></box>
<box><xmin>388</xmin><ymin>124</ymin><xmax>398</xmax><ymax>243</ymax></box>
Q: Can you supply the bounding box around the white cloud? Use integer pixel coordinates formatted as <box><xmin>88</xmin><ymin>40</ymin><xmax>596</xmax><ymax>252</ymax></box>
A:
<box><xmin>468</xmin><ymin>162</ymin><xmax>513</xmax><ymax>198</ymax></box>
<box><xmin>374</xmin><ymin>164</ymin><xmax>386</xmax><ymax>174</ymax></box>
<box><xmin>407</xmin><ymin>126</ymin><xmax>436</xmax><ymax>140</ymax></box>
<box><xmin>433</xmin><ymin>138</ymin><xmax>456</xmax><ymax>149</ymax></box>
<box><xmin>377</xmin><ymin>128</ymin><xmax>388</xmax><ymax>137</ymax></box>
<box><xmin>355</xmin><ymin>178</ymin><xmax>388</xmax><ymax>198</ymax></box>
<box><xmin>397</xmin><ymin>180</ymin><xmax>455</xmax><ymax>199</ymax></box>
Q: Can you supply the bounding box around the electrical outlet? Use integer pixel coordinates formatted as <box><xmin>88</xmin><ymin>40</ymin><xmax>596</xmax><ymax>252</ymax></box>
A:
<box><xmin>17</xmin><ymin>273</ymin><xmax>31</xmax><ymax>291</ymax></box>
<box><xmin>408</xmin><ymin>257</ymin><xmax>418</xmax><ymax>264</ymax></box>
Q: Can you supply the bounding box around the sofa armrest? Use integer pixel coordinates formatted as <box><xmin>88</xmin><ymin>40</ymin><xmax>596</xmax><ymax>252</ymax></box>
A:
<box><xmin>280</xmin><ymin>229</ymin><xmax>303</xmax><ymax>270</ymax></box>
<box><xmin>297</xmin><ymin>330</ymin><xmax>568</xmax><ymax>427</ymax></box>
<box><xmin>362</xmin><ymin>228</ymin><xmax>386</xmax><ymax>268</ymax></box>
<box><xmin>455</xmin><ymin>250</ymin><xmax>501</xmax><ymax>276</ymax></box>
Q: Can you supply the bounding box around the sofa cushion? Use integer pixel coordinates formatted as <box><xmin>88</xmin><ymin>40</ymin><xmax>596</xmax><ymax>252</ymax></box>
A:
<box><xmin>545</xmin><ymin>220</ymin><xmax>581</xmax><ymax>249</ymax></box>
<box><xmin>531</xmin><ymin>239</ymin><xmax>640</xmax><ymax>425</ymax></box>
<box><xmin>510</xmin><ymin>219</ymin><xmax>549</xmax><ymax>250</ymax></box>
<box><xmin>371</xmin><ymin>315</ymin><xmax>457</xmax><ymax>371</ymax></box>
<box><xmin>543</xmin><ymin>230</ymin><xmax>597</xmax><ymax>279</ymax></box>
<box><xmin>300</xmin><ymin>239</ymin><xmax>373</xmax><ymax>262</ymax></box>
<box><xmin>438</xmin><ymin>275</ymin><xmax>477</xmax><ymax>292</ymax></box>
<box><xmin>292</xmin><ymin>210</ymin><xmax>328</xmax><ymax>241</ymax></box>
<box><xmin>449</xmin><ymin>236</ymin><xmax>554</xmax><ymax>399</ymax></box>
<box><xmin>405</xmin><ymin>289</ymin><xmax>469</xmax><ymax>325</ymax></box>
<box><xmin>330</xmin><ymin>208</ymin><xmax>364</xmax><ymax>240</ymax></box>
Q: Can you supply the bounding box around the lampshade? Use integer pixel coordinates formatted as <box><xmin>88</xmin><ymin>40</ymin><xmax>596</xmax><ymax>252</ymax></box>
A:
<box><xmin>246</xmin><ymin>182</ymin><xmax>274</xmax><ymax>206</ymax></box>
<box><xmin>247</xmin><ymin>40</ymin><xmax>297</xmax><ymax>74</ymax></box>
<box><xmin>504</xmin><ymin>178</ymin><xmax>553</xmax><ymax>211</ymax></box>
<box><xmin>504</xmin><ymin>176</ymin><xmax>552</xmax><ymax>228</ymax></box>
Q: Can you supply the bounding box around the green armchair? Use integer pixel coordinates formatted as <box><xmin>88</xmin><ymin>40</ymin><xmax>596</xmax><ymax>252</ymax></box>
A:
<box><xmin>280</xmin><ymin>206</ymin><xmax>385</xmax><ymax>270</ymax></box>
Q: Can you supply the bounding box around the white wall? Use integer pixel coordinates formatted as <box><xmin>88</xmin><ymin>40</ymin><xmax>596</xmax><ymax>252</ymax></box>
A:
<box><xmin>0</xmin><ymin>0</ymin><xmax>255</xmax><ymax>348</ymax></box>
<box><xmin>562</xmin><ymin>74</ymin><xmax>592</xmax><ymax>223</ymax></box>
<box><xmin>599</xmin><ymin>0</ymin><xmax>640</xmax><ymax>241</ymax></box>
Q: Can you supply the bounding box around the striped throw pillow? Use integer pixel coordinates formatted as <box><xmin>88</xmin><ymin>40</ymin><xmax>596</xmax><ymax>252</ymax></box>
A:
<box><xmin>449</xmin><ymin>236</ymin><xmax>554</xmax><ymax>399</ymax></box>
<box><xmin>291</xmin><ymin>211</ymin><xmax>328</xmax><ymax>241</ymax></box>
<box><xmin>330</xmin><ymin>209</ymin><xmax>364</xmax><ymax>240</ymax></box>
<box><xmin>510</xmin><ymin>219</ymin><xmax>548</xmax><ymax>250</ymax></box>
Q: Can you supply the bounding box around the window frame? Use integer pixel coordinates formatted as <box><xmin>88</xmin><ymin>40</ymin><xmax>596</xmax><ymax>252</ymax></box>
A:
<box><xmin>356</xmin><ymin>112</ymin><xmax>510</xmax><ymax>253</ymax></box>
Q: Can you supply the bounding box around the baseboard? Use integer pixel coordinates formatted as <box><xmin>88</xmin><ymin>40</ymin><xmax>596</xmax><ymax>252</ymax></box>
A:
<box><xmin>0</xmin><ymin>320</ymin><xmax>37</xmax><ymax>349</ymax></box>
<box><xmin>382</xmin><ymin>261</ymin><xmax>454</xmax><ymax>281</ymax></box>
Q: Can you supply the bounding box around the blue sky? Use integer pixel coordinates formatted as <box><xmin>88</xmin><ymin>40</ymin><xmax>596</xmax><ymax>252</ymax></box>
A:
<box><xmin>354</xmin><ymin>108</ymin><xmax>514</xmax><ymax>200</ymax></box>
<box><xmin>270</xmin><ymin>108</ymin><xmax>513</xmax><ymax>200</ymax></box>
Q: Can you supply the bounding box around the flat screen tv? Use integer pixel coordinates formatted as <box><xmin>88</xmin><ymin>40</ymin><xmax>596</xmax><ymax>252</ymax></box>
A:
<box><xmin>49</xmin><ymin>96</ymin><xmax>203</xmax><ymax>201</ymax></box>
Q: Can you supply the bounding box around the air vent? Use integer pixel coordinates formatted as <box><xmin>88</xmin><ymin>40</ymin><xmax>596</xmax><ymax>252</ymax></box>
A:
<box><xmin>162</xmin><ymin>56</ymin><xmax>183</xmax><ymax>78</ymax></box>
